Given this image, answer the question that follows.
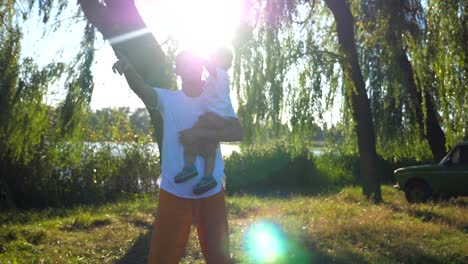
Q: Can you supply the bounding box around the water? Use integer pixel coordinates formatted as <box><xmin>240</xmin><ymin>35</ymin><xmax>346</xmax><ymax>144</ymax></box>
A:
<box><xmin>85</xmin><ymin>142</ymin><xmax>240</xmax><ymax>157</ymax></box>
<box><xmin>220</xmin><ymin>144</ymin><xmax>241</xmax><ymax>157</ymax></box>
<box><xmin>85</xmin><ymin>142</ymin><xmax>323</xmax><ymax>157</ymax></box>
<box><xmin>311</xmin><ymin>148</ymin><xmax>324</xmax><ymax>156</ymax></box>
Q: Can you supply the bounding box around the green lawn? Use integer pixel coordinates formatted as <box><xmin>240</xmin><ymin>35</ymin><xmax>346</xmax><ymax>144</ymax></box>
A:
<box><xmin>1</xmin><ymin>186</ymin><xmax>467</xmax><ymax>263</ymax></box>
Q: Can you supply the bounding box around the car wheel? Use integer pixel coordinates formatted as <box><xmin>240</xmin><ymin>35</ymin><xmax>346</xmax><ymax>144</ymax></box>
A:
<box><xmin>404</xmin><ymin>180</ymin><xmax>432</xmax><ymax>203</ymax></box>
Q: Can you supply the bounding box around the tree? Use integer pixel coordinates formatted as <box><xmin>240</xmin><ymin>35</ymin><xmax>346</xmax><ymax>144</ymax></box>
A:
<box><xmin>235</xmin><ymin>0</ymin><xmax>465</xmax><ymax>201</ymax></box>
<box><xmin>86</xmin><ymin>107</ymin><xmax>137</xmax><ymax>142</ymax></box>
<box><xmin>130</xmin><ymin>108</ymin><xmax>153</xmax><ymax>138</ymax></box>
<box><xmin>234</xmin><ymin>0</ymin><xmax>382</xmax><ymax>201</ymax></box>
<box><xmin>357</xmin><ymin>0</ymin><xmax>447</xmax><ymax>161</ymax></box>
<box><xmin>323</xmin><ymin>0</ymin><xmax>381</xmax><ymax>202</ymax></box>
<box><xmin>410</xmin><ymin>0</ymin><xmax>467</xmax><ymax>149</ymax></box>
<box><xmin>78</xmin><ymin>0</ymin><xmax>176</xmax><ymax>157</ymax></box>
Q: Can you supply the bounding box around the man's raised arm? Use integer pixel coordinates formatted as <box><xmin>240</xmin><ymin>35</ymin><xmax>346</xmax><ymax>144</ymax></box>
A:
<box><xmin>112</xmin><ymin>57</ymin><xmax>159</xmax><ymax>111</ymax></box>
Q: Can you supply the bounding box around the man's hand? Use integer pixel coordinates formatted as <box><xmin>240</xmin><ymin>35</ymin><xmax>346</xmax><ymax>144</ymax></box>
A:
<box><xmin>181</xmin><ymin>113</ymin><xmax>243</xmax><ymax>144</ymax></box>
<box><xmin>111</xmin><ymin>52</ymin><xmax>159</xmax><ymax>111</ymax></box>
<box><xmin>179</xmin><ymin>128</ymin><xmax>202</xmax><ymax>146</ymax></box>
<box><xmin>112</xmin><ymin>54</ymin><xmax>132</xmax><ymax>75</ymax></box>
<box><xmin>198</xmin><ymin>112</ymin><xmax>220</xmax><ymax>125</ymax></box>
<box><xmin>112</xmin><ymin>61</ymin><xmax>125</xmax><ymax>75</ymax></box>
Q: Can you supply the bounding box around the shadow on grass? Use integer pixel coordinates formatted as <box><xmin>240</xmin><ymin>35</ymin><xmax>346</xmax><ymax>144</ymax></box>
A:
<box><xmin>383</xmin><ymin>201</ymin><xmax>468</xmax><ymax>233</ymax></box>
<box><xmin>227</xmin><ymin>185</ymin><xmax>348</xmax><ymax>198</ymax></box>
<box><xmin>116</xmin><ymin>232</ymin><xmax>152</xmax><ymax>264</ymax></box>
<box><xmin>114</xmin><ymin>231</ymin><xmax>367</xmax><ymax>264</ymax></box>
<box><xmin>307</xmin><ymin>246</ymin><xmax>444</xmax><ymax>264</ymax></box>
<box><xmin>114</xmin><ymin>223</ymin><xmax>448</xmax><ymax>264</ymax></box>
<box><xmin>298</xmin><ymin>230</ymin><xmax>450</xmax><ymax>264</ymax></box>
<box><xmin>114</xmin><ymin>221</ymin><xmax>390</xmax><ymax>264</ymax></box>
<box><xmin>450</xmin><ymin>197</ymin><xmax>468</xmax><ymax>207</ymax></box>
<box><xmin>0</xmin><ymin>193</ymin><xmax>148</xmax><ymax>225</ymax></box>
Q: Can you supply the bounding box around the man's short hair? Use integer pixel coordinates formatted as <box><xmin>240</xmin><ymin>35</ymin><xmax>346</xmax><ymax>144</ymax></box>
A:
<box><xmin>175</xmin><ymin>50</ymin><xmax>202</xmax><ymax>67</ymax></box>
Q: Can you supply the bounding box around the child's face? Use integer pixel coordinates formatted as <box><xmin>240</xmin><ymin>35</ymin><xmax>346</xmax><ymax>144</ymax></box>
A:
<box><xmin>212</xmin><ymin>55</ymin><xmax>232</xmax><ymax>70</ymax></box>
<box><xmin>223</xmin><ymin>58</ymin><xmax>232</xmax><ymax>70</ymax></box>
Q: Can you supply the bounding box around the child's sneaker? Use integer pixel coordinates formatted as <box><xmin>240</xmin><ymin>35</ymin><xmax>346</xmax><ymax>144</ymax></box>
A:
<box><xmin>174</xmin><ymin>165</ymin><xmax>198</xmax><ymax>183</ymax></box>
<box><xmin>193</xmin><ymin>176</ymin><xmax>217</xmax><ymax>195</ymax></box>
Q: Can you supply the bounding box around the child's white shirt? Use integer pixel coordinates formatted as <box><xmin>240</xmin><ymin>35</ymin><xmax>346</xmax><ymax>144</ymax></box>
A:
<box><xmin>202</xmin><ymin>68</ymin><xmax>237</xmax><ymax>118</ymax></box>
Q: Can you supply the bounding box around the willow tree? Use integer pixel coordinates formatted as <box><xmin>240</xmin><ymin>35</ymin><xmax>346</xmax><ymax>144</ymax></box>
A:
<box><xmin>1</xmin><ymin>0</ymin><xmax>178</xmax><ymax>207</ymax></box>
<box><xmin>355</xmin><ymin>0</ymin><xmax>449</xmax><ymax>161</ymax></box>
<box><xmin>0</xmin><ymin>0</ymin><xmax>96</xmax><ymax>207</ymax></box>
<box><xmin>78</xmin><ymin>0</ymin><xmax>176</xmax><ymax>156</ymax></box>
<box><xmin>2</xmin><ymin>0</ymin><xmax>177</xmax><ymax>153</ymax></box>
<box><xmin>234</xmin><ymin>1</ymin><xmax>341</xmax><ymax>145</ymax></box>
<box><xmin>323</xmin><ymin>0</ymin><xmax>381</xmax><ymax>201</ymax></box>
<box><xmin>234</xmin><ymin>0</ymin><xmax>382</xmax><ymax>201</ymax></box>
<box><xmin>410</xmin><ymin>0</ymin><xmax>467</xmax><ymax>146</ymax></box>
<box><xmin>355</xmin><ymin>0</ymin><xmax>467</xmax><ymax>161</ymax></box>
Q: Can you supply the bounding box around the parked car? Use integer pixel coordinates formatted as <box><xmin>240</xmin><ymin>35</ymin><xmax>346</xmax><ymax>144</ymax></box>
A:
<box><xmin>394</xmin><ymin>141</ymin><xmax>468</xmax><ymax>203</ymax></box>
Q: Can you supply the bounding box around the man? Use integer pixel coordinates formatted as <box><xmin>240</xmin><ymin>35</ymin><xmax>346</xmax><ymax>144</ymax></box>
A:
<box><xmin>113</xmin><ymin>50</ymin><xmax>243</xmax><ymax>263</ymax></box>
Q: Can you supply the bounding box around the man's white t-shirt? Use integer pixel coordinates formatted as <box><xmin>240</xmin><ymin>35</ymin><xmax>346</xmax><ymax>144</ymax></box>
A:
<box><xmin>202</xmin><ymin>68</ymin><xmax>237</xmax><ymax>118</ymax></box>
<box><xmin>154</xmin><ymin>88</ymin><xmax>225</xmax><ymax>198</ymax></box>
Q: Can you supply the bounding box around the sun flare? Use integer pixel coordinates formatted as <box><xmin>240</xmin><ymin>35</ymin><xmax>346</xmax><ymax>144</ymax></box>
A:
<box><xmin>137</xmin><ymin>0</ymin><xmax>242</xmax><ymax>58</ymax></box>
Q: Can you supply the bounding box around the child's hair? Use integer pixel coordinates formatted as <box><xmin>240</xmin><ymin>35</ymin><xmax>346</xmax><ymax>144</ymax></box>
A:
<box><xmin>175</xmin><ymin>50</ymin><xmax>202</xmax><ymax>68</ymax></box>
<box><xmin>211</xmin><ymin>47</ymin><xmax>233</xmax><ymax>71</ymax></box>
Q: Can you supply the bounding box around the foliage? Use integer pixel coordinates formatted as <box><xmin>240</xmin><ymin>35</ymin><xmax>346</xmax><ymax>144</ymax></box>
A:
<box><xmin>58</xmin><ymin>22</ymin><xmax>95</xmax><ymax>139</ymax></box>
<box><xmin>408</xmin><ymin>0</ymin><xmax>467</xmax><ymax>145</ymax></box>
<box><xmin>85</xmin><ymin>107</ymin><xmax>154</xmax><ymax>143</ymax></box>
<box><xmin>227</xmin><ymin>142</ymin><xmax>361</xmax><ymax>194</ymax></box>
<box><xmin>234</xmin><ymin>0</ymin><xmax>466</xmax><ymax>160</ymax></box>
<box><xmin>234</xmin><ymin>0</ymin><xmax>341</xmax><ymax>146</ymax></box>
<box><xmin>1</xmin><ymin>0</ymin><xmax>466</xmax><ymax>207</ymax></box>
<box><xmin>1</xmin><ymin>139</ymin><xmax>159</xmax><ymax>209</ymax></box>
<box><xmin>225</xmin><ymin>139</ymin><xmax>434</xmax><ymax>195</ymax></box>
<box><xmin>0</xmin><ymin>2</ymin><xmax>164</xmax><ymax>209</ymax></box>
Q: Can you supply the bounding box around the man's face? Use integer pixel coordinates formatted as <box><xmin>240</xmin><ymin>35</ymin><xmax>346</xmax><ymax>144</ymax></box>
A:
<box><xmin>175</xmin><ymin>53</ymin><xmax>203</xmax><ymax>82</ymax></box>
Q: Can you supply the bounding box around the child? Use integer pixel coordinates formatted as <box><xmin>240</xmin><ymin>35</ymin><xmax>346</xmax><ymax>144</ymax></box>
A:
<box><xmin>175</xmin><ymin>47</ymin><xmax>237</xmax><ymax>195</ymax></box>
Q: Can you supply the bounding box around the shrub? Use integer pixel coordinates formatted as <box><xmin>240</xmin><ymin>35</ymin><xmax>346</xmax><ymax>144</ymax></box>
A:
<box><xmin>225</xmin><ymin>141</ymin><xmax>349</xmax><ymax>194</ymax></box>
<box><xmin>224</xmin><ymin>141</ymin><xmax>431</xmax><ymax>194</ymax></box>
<box><xmin>0</xmin><ymin>142</ymin><xmax>160</xmax><ymax>209</ymax></box>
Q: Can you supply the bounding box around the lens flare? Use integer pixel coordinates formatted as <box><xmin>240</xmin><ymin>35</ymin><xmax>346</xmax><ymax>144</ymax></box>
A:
<box><xmin>245</xmin><ymin>221</ymin><xmax>286</xmax><ymax>263</ymax></box>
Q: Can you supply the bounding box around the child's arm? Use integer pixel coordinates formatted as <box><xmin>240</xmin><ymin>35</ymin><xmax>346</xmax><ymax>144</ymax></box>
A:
<box><xmin>112</xmin><ymin>55</ymin><xmax>159</xmax><ymax>110</ymax></box>
<box><xmin>203</xmin><ymin>59</ymin><xmax>218</xmax><ymax>79</ymax></box>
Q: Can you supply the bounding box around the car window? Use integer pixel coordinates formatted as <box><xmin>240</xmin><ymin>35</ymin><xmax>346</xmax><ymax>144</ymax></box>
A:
<box><xmin>451</xmin><ymin>147</ymin><xmax>461</xmax><ymax>164</ymax></box>
<box><xmin>460</xmin><ymin>146</ymin><xmax>468</xmax><ymax>164</ymax></box>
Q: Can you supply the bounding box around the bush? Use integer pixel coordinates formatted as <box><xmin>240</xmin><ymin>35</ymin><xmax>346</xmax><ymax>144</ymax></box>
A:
<box><xmin>0</xmin><ymin>142</ymin><xmax>160</xmax><ymax>209</ymax></box>
<box><xmin>0</xmin><ymin>137</ymin><xmax>433</xmax><ymax>208</ymax></box>
<box><xmin>225</xmin><ymin>141</ymin><xmax>354</xmax><ymax>194</ymax></box>
<box><xmin>224</xmin><ymin>141</ymin><xmax>431</xmax><ymax>194</ymax></box>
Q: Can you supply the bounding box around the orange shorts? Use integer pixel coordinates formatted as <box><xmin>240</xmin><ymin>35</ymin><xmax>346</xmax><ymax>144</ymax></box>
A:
<box><xmin>147</xmin><ymin>189</ymin><xmax>230</xmax><ymax>264</ymax></box>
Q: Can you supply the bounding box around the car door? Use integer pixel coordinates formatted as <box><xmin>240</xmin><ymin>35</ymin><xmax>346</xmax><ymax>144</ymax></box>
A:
<box><xmin>444</xmin><ymin>145</ymin><xmax>468</xmax><ymax>196</ymax></box>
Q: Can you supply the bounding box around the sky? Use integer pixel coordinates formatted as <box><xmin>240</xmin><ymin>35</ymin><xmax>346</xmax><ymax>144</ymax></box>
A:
<box><xmin>19</xmin><ymin>0</ymin><xmax>339</xmax><ymax>126</ymax></box>
<box><xmin>20</xmin><ymin>0</ymin><xmax>243</xmax><ymax>110</ymax></box>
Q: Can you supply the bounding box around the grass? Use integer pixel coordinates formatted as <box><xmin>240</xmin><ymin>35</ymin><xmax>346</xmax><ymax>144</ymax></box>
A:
<box><xmin>0</xmin><ymin>186</ymin><xmax>467</xmax><ymax>263</ymax></box>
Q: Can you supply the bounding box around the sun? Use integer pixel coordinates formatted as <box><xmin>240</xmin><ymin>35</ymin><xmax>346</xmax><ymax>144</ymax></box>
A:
<box><xmin>137</xmin><ymin>0</ymin><xmax>242</xmax><ymax>59</ymax></box>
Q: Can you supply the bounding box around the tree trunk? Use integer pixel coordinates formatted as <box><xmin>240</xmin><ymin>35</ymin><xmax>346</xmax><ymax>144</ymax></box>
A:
<box><xmin>324</xmin><ymin>0</ymin><xmax>382</xmax><ymax>202</ymax></box>
<box><xmin>78</xmin><ymin>0</ymin><xmax>171</xmax><ymax>158</ymax></box>
<box><xmin>398</xmin><ymin>50</ymin><xmax>447</xmax><ymax>161</ymax></box>
<box><xmin>423</xmin><ymin>90</ymin><xmax>447</xmax><ymax>161</ymax></box>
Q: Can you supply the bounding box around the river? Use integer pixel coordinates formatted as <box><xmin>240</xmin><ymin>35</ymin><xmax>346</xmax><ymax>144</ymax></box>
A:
<box><xmin>85</xmin><ymin>142</ymin><xmax>323</xmax><ymax>157</ymax></box>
